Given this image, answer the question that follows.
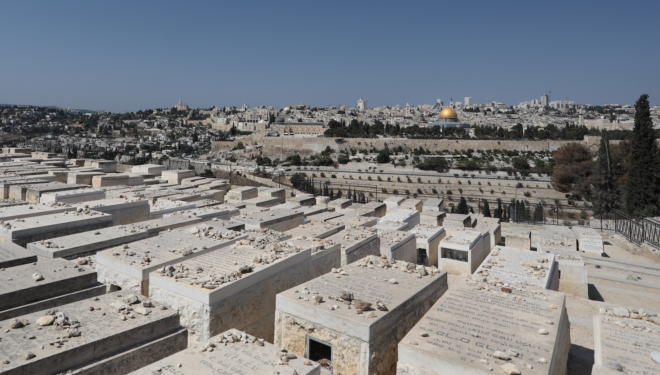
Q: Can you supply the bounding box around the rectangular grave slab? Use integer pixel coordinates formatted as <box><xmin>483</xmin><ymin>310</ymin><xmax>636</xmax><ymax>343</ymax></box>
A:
<box><xmin>438</xmin><ymin>228</ymin><xmax>490</xmax><ymax>275</ymax></box>
<box><xmin>258</xmin><ymin>187</ymin><xmax>286</xmax><ymax>204</ymax></box>
<box><xmin>0</xmin><ymin>291</ymin><xmax>186</xmax><ymax>375</ymax></box>
<box><xmin>39</xmin><ymin>187</ymin><xmax>106</xmax><ymax>204</ymax></box>
<box><xmin>325</xmin><ymin>228</ymin><xmax>380</xmax><ymax>266</ymax></box>
<box><xmin>148</xmin><ymin>234</ymin><xmax>339</xmax><ymax>341</ymax></box>
<box><xmin>592</xmin><ymin>308</ymin><xmax>660</xmax><ymax>375</ymax></box>
<box><xmin>384</xmin><ymin>196</ymin><xmax>406</xmax><ymax>210</ymax></box>
<box><xmin>501</xmin><ymin>223</ymin><xmax>533</xmax><ymax>250</ymax></box>
<box><xmin>130</xmin><ymin>329</ymin><xmax>320</xmax><ymax>375</ymax></box>
<box><xmin>80</xmin><ymin>198</ymin><xmax>150</xmax><ymax>225</ymax></box>
<box><xmin>396</xmin><ymin>279</ymin><xmax>571</xmax><ymax>375</ymax></box>
<box><xmin>286</xmin><ymin>221</ymin><xmax>345</xmax><ymax>239</ymax></box>
<box><xmin>476</xmin><ymin>246</ymin><xmax>559</xmax><ymax>290</ymax></box>
<box><xmin>91</xmin><ymin>173</ymin><xmax>130</xmax><ymax>187</ymax></box>
<box><xmin>361</xmin><ymin>201</ymin><xmax>387</xmax><ymax>217</ymax></box>
<box><xmin>532</xmin><ymin>226</ymin><xmax>576</xmax><ymax>253</ymax></box>
<box><xmin>0</xmin><ymin>257</ymin><xmax>102</xmax><ymax>320</ymax></box>
<box><xmin>243</xmin><ymin>196</ymin><xmax>281</xmax><ymax>208</ymax></box>
<box><xmin>328</xmin><ymin>198</ymin><xmax>352</xmax><ymax>209</ymax></box>
<box><xmin>288</xmin><ymin>194</ymin><xmax>316</xmax><ymax>207</ymax></box>
<box><xmin>148</xmin><ymin>199</ymin><xmax>197</xmax><ymax>217</ymax></box>
<box><xmin>443</xmin><ymin>213</ymin><xmax>472</xmax><ymax>229</ymax></box>
<box><xmin>275</xmin><ymin>256</ymin><xmax>447</xmax><ymax>375</ymax></box>
<box><xmin>0</xmin><ymin>210</ymin><xmax>112</xmax><ymax>246</ymax></box>
<box><xmin>380</xmin><ymin>208</ymin><xmax>420</xmax><ymax>230</ymax></box>
<box><xmin>379</xmin><ymin>230</ymin><xmax>417</xmax><ymax>263</ymax></box>
<box><xmin>327</xmin><ymin>214</ymin><xmax>378</xmax><ymax>229</ymax></box>
<box><xmin>4</xmin><ymin>180</ymin><xmax>51</xmax><ymax>200</ymax></box>
<box><xmin>400</xmin><ymin>198</ymin><xmax>423</xmax><ymax>212</ymax></box>
<box><xmin>226</xmin><ymin>186</ymin><xmax>258</xmax><ymax>201</ymax></box>
<box><xmin>161</xmin><ymin>169</ymin><xmax>195</xmax><ymax>185</ymax></box>
<box><xmin>0</xmin><ymin>203</ymin><xmax>74</xmax><ymax>221</ymax></box>
<box><xmin>67</xmin><ymin>171</ymin><xmax>105</xmax><ymax>185</ymax></box>
<box><xmin>27</xmin><ymin>224</ymin><xmax>151</xmax><ymax>259</ymax></box>
<box><xmin>235</xmin><ymin>209</ymin><xmax>304</xmax><ymax>232</ymax></box>
<box><xmin>131</xmin><ymin>164</ymin><xmax>166</xmax><ymax>176</ymax></box>
<box><xmin>409</xmin><ymin>225</ymin><xmax>446</xmax><ymax>266</ymax></box>
<box><xmin>96</xmin><ymin>226</ymin><xmax>246</xmax><ymax>295</ymax></box>
<box><xmin>0</xmin><ymin>241</ymin><xmax>37</xmax><ymax>269</ymax></box>
<box><xmin>23</xmin><ymin>182</ymin><xmax>88</xmax><ymax>203</ymax></box>
<box><xmin>422</xmin><ymin>198</ymin><xmax>443</xmax><ymax>211</ymax></box>
<box><xmin>420</xmin><ymin>209</ymin><xmax>446</xmax><ymax>226</ymax></box>
<box><xmin>163</xmin><ymin>205</ymin><xmax>240</xmax><ymax>221</ymax></box>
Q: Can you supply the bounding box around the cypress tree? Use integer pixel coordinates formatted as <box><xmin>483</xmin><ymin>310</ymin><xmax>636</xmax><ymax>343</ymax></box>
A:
<box><xmin>594</xmin><ymin>133</ymin><xmax>615</xmax><ymax>215</ymax></box>
<box><xmin>457</xmin><ymin>197</ymin><xmax>469</xmax><ymax>214</ymax></box>
<box><xmin>483</xmin><ymin>199</ymin><xmax>491</xmax><ymax>217</ymax></box>
<box><xmin>625</xmin><ymin>94</ymin><xmax>659</xmax><ymax>216</ymax></box>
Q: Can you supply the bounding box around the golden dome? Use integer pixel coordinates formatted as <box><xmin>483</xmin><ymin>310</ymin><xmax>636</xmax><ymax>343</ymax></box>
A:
<box><xmin>439</xmin><ymin>107</ymin><xmax>458</xmax><ymax>119</ymax></box>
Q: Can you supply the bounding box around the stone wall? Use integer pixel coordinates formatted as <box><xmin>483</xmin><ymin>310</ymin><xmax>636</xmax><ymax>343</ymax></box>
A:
<box><xmin>214</xmin><ymin>136</ymin><xmax>580</xmax><ymax>157</ymax></box>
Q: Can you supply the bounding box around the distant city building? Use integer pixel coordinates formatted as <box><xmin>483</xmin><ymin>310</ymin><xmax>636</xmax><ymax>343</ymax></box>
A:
<box><xmin>356</xmin><ymin>98</ymin><xmax>368</xmax><ymax>112</ymax></box>
<box><xmin>464</xmin><ymin>96</ymin><xmax>472</xmax><ymax>106</ymax></box>
<box><xmin>174</xmin><ymin>100</ymin><xmax>189</xmax><ymax>111</ymax></box>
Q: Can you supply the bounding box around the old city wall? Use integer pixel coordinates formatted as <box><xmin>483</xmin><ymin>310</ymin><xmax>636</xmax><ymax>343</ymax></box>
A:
<box><xmin>213</xmin><ymin>136</ymin><xmax>591</xmax><ymax>157</ymax></box>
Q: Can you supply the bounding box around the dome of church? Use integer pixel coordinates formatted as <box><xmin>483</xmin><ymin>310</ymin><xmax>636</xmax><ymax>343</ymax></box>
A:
<box><xmin>439</xmin><ymin>107</ymin><xmax>458</xmax><ymax>119</ymax></box>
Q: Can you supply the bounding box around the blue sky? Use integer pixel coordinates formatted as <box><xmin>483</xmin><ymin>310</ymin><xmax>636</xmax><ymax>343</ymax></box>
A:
<box><xmin>1</xmin><ymin>0</ymin><xmax>659</xmax><ymax>112</ymax></box>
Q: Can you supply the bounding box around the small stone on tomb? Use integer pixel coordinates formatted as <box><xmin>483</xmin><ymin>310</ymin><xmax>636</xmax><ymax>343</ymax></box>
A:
<box><xmin>500</xmin><ymin>363</ymin><xmax>521</xmax><ymax>374</ymax></box>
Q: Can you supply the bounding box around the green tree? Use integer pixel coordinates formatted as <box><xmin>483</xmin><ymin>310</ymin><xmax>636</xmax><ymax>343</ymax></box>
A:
<box><xmin>376</xmin><ymin>146</ymin><xmax>391</xmax><ymax>163</ymax></box>
<box><xmin>593</xmin><ymin>134</ymin><xmax>616</xmax><ymax>215</ymax></box>
<box><xmin>625</xmin><ymin>94</ymin><xmax>659</xmax><ymax>216</ymax></box>
<box><xmin>456</xmin><ymin>197</ymin><xmax>469</xmax><ymax>214</ymax></box>
<box><xmin>482</xmin><ymin>199</ymin><xmax>491</xmax><ymax>217</ymax></box>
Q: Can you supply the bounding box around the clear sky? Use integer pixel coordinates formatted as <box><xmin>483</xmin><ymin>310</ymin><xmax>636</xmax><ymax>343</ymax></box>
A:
<box><xmin>1</xmin><ymin>0</ymin><xmax>659</xmax><ymax>112</ymax></box>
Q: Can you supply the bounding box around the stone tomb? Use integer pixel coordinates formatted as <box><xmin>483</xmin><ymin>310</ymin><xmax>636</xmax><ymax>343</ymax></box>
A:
<box><xmin>0</xmin><ymin>179</ymin><xmax>52</xmax><ymax>199</ymax></box>
<box><xmin>78</xmin><ymin>197</ymin><xmax>150</xmax><ymax>225</ymax></box>
<box><xmin>131</xmin><ymin>329</ymin><xmax>320</xmax><ymax>375</ymax></box>
<box><xmin>396</xmin><ymin>279</ymin><xmax>571</xmax><ymax>375</ymax></box>
<box><xmin>275</xmin><ymin>256</ymin><xmax>447</xmax><ymax>375</ymax></box>
<box><xmin>148</xmin><ymin>234</ymin><xmax>340</xmax><ymax>341</ymax></box>
<box><xmin>288</xmin><ymin>193</ymin><xmax>316</xmax><ymax>207</ymax></box>
<box><xmin>0</xmin><ymin>241</ymin><xmax>37</xmax><ymax>269</ymax></box>
<box><xmin>409</xmin><ymin>225</ymin><xmax>446</xmax><ymax>266</ymax></box>
<box><xmin>0</xmin><ymin>203</ymin><xmax>74</xmax><ymax>222</ymax></box>
<box><xmin>475</xmin><ymin>246</ymin><xmax>559</xmax><ymax>290</ymax></box>
<box><xmin>379</xmin><ymin>208</ymin><xmax>420</xmax><ymax>230</ymax></box>
<box><xmin>573</xmin><ymin>227</ymin><xmax>604</xmax><ymax>256</ymax></box>
<box><xmin>148</xmin><ymin>199</ymin><xmax>197</xmax><ymax>217</ymax></box>
<box><xmin>438</xmin><ymin>229</ymin><xmax>490</xmax><ymax>275</ymax></box>
<box><xmin>96</xmin><ymin>225</ymin><xmax>245</xmax><ymax>295</ymax></box>
<box><xmin>0</xmin><ymin>257</ymin><xmax>103</xmax><ymax>320</ymax></box>
<box><xmin>325</xmin><ymin>227</ymin><xmax>380</xmax><ymax>266</ymax></box>
<box><xmin>161</xmin><ymin>169</ymin><xmax>195</xmax><ymax>185</ymax></box>
<box><xmin>379</xmin><ymin>230</ymin><xmax>418</xmax><ymax>263</ymax></box>
<box><xmin>0</xmin><ymin>210</ymin><xmax>112</xmax><ymax>246</ymax></box>
<box><xmin>328</xmin><ymin>214</ymin><xmax>378</xmax><ymax>229</ymax></box>
<box><xmin>328</xmin><ymin>198</ymin><xmax>352</xmax><ymax>209</ymax></box>
<box><xmin>501</xmin><ymin>223</ymin><xmax>533</xmax><ymax>250</ymax></box>
<box><xmin>226</xmin><ymin>186</ymin><xmax>258</xmax><ymax>201</ymax></box>
<box><xmin>39</xmin><ymin>187</ymin><xmax>106</xmax><ymax>204</ymax></box>
<box><xmin>66</xmin><ymin>171</ymin><xmax>105</xmax><ymax>185</ymax></box>
<box><xmin>27</xmin><ymin>224</ymin><xmax>151</xmax><ymax>259</ymax></box>
<box><xmin>442</xmin><ymin>213</ymin><xmax>471</xmax><ymax>229</ymax></box>
<box><xmin>592</xmin><ymin>307</ymin><xmax>660</xmax><ymax>374</ymax></box>
<box><xmin>235</xmin><ymin>208</ymin><xmax>305</xmax><ymax>232</ymax></box>
<box><xmin>287</xmin><ymin>221</ymin><xmax>345</xmax><ymax>239</ymax></box>
<box><xmin>163</xmin><ymin>204</ymin><xmax>240</xmax><ymax>222</ymax></box>
<box><xmin>22</xmin><ymin>182</ymin><xmax>88</xmax><ymax>204</ymax></box>
<box><xmin>532</xmin><ymin>226</ymin><xmax>577</xmax><ymax>253</ymax></box>
<box><xmin>0</xmin><ymin>291</ymin><xmax>187</xmax><ymax>375</ymax></box>
<box><xmin>420</xmin><ymin>209</ymin><xmax>446</xmax><ymax>226</ymax></box>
